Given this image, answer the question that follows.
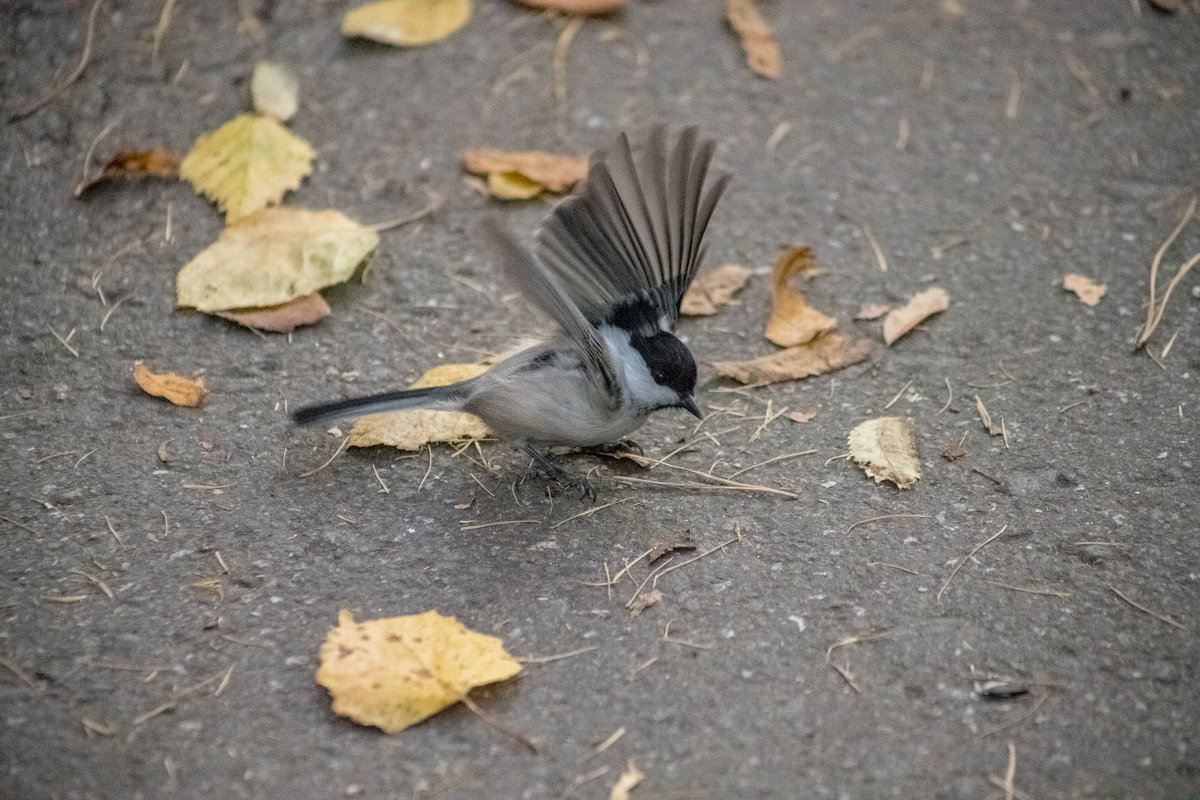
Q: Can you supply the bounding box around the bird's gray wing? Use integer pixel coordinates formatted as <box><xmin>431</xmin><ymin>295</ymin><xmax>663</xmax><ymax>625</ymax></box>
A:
<box><xmin>480</xmin><ymin>217</ymin><xmax>622</xmax><ymax>407</ymax></box>
<box><xmin>535</xmin><ymin>127</ymin><xmax>730</xmax><ymax>333</ymax></box>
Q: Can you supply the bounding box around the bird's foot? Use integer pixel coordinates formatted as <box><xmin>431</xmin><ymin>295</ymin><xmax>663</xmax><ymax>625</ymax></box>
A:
<box><xmin>521</xmin><ymin>445</ymin><xmax>596</xmax><ymax>503</ymax></box>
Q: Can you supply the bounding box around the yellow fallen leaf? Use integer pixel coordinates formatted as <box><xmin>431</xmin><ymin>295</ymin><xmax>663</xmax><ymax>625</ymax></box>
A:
<box><xmin>765</xmin><ymin>247</ymin><xmax>837</xmax><ymax>346</ymax></box>
<box><xmin>215</xmin><ymin>291</ymin><xmax>331</xmax><ymax>332</ymax></box>
<box><xmin>179</xmin><ymin>113</ymin><xmax>315</xmax><ymax>223</ymax></box>
<box><xmin>75</xmin><ymin>146</ymin><xmax>180</xmax><ymax>196</ymax></box>
<box><xmin>848</xmin><ymin>416</ymin><xmax>920</xmax><ymax>489</ymax></box>
<box><xmin>132</xmin><ymin>362</ymin><xmax>207</xmax><ymax>407</ymax></box>
<box><xmin>486</xmin><ymin>171</ymin><xmax>543</xmax><ymax>200</ymax></box>
<box><xmin>317</xmin><ymin>609</ymin><xmax>521</xmax><ymax>734</ymax></box>
<box><xmin>349</xmin><ymin>363</ymin><xmax>490</xmax><ymax>449</ymax></box>
<box><xmin>342</xmin><ymin>0</ymin><xmax>471</xmax><ymax>46</ymax></box>
<box><xmin>713</xmin><ymin>333</ymin><xmax>872</xmax><ymax>385</ymax></box>
<box><xmin>609</xmin><ymin>761</ymin><xmax>645</xmax><ymax>800</ymax></box>
<box><xmin>462</xmin><ymin>147</ymin><xmax>588</xmax><ymax>197</ymax></box>
<box><xmin>680</xmin><ymin>263</ymin><xmax>751</xmax><ymax>316</ymax></box>
<box><xmin>726</xmin><ymin>0</ymin><xmax>782</xmax><ymax>79</ymax></box>
<box><xmin>882</xmin><ymin>287</ymin><xmax>949</xmax><ymax>345</ymax></box>
<box><xmin>250</xmin><ymin>61</ymin><xmax>300</xmax><ymax>122</ymax></box>
<box><xmin>177</xmin><ymin>208</ymin><xmax>378</xmax><ymax>311</ymax></box>
<box><xmin>1062</xmin><ymin>273</ymin><xmax>1106</xmax><ymax>306</ymax></box>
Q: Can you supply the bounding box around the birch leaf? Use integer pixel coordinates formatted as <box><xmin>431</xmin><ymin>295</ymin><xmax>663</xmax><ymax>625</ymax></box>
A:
<box><xmin>349</xmin><ymin>363</ymin><xmax>490</xmax><ymax>449</ymax></box>
<box><xmin>848</xmin><ymin>416</ymin><xmax>920</xmax><ymax>489</ymax></box>
<box><xmin>764</xmin><ymin>247</ymin><xmax>837</xmax><ymax>346</ymax></box>
<box><xmin>713</xmin><ymin>333</ymin><xmax>873</xmax><ymax>385</ymax></box>
<box><xmin>342</xmin><ymin>0</ymin><xmax>471</xmax><ymax>47</ymax></box>
<box><xmin>177</xmin><ymin>208</ymin><xmax>378</xmax><ymax>311</ymax></box>
<box><xmin>179</xmin><ymin>113</ymin><xmax>315</xmax><ymax>223</ymax></box>
<box><xmin>251</xmin><ymin>61</ymin><xmax>300</xmax><ymax>122</ymax></box>
<box><xmin>317</xmin><ymin>609</ymin><xmax>521</xmax><ymax>734</ymax></box>
<box><xmin>462</xmin><ymin>147</ymin><xmax>588</xmax><ymax>198</ymax></box>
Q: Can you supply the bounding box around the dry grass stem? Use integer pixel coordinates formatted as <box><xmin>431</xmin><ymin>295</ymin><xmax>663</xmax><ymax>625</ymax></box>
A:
<box><xmin>860</xmin><ymin>223</ymin><xmax>889</xmax><ymax>272</ymax></box>
<box><xmin>0</xmin><ymin>516</ymin><xmax>44</xmax><ymax>536</ymax></box>
<box><xmin>883</xmin><ymin>378</ymin><xmax>914</xmax><ymax>410</ymax></box>
<box><xmin>983</xmin><ymin>579</ymin><xmax>1070</xmax><ymax>598</ymax></box>
<box><xmin>1109</xmin><ymin>586</ymin><xmax>1186</xmax><ymax>630</ymax></box>
<box><xmin>980</xmin><ymin>693</ymin><xmax>1049</xmax><ymax>738</ymax></box>
<box><xmin>1004</xmin><ymin>67</ymin><xmax>1022</xmax><ymax>119</ymax></box>
<box><xmin>868</xmin><ymin>561</ymin><xmax>921</xmax><ymax>576</ymax></box>
<box><xmin>830</xmin><ymin>662</ymin><xmax>860</xmax><ymax>693</ymax></box>
<box><xmin>939</xmin><ymin>377</ymin><xmax>954</xmax><ymax>413</ymax></box>
<box><xmin>104</xmin><ymin>516</ymin><xmax>125</xmax><ymax>546</ymax></box>
<box><xmin>937</xmin><ymin>524</ymin><xmax>1008</xmax><ymax>601</ymax></box>
<box><xmin>48</xmin><ymin>326</ymin><xmax>79</xmax><ymax>358</ymax></box>
<box><xmin>299</xmin><ymin>436</ymin><xmax>349</xmax><ymax>478</ymax></box>
<box><xmin>372</xmin><ymin>464</ymin><xmax>389</xmax><ymax>494</ymax></box>
<box><xmin>419</xmin><ymin>444</ymin><xmax>434</xmax><ymax>491</ymax></box>
<box><xmin>68</xmin><ymin>568</ymin><xmax>114</xmax><ymax>599</ymax></box>
<box><xmin>727</xmin><ymin>449</ymin><xmax>817</xmax><ymax>479</ymax></box>
<box><xmin>152</xmin><ymin>0</ymin><xmax>180</xmax><ymax>62</ymax></box>
<box><xmin>662</xmin><ymin>620</ymin><xmax>713</xmax><ymax>650</ymax></box>
<box><xmin>845</xmin><ymin>513</ymin><xmax>931</xmax><ymax>534</ymax></box>
<box><xmin>0</xmin><ymin>654</ymin><xmax>42</xmax><ymax>693</ymax></box>
<box><xmin>10</xmin><ymin>0</ymin><xmax>104</xmax><ymax>121</ymax></box>
<box><xmin>460</xmin><ymin>692</ymin><xmax>537</xmax><ymax>753</ymax></box>
<box><xmin>591</xmin><ymin>726</ymin><xmax>626</xmax><ymax>756</ymax></box>
<box><xmin>826</xmin><ymin>631</ymin><xmax>888</xmax><ymax>661</ymax></box>
<box><xmin>459</xmin><ymin>519</ymin><xmax>537</xmax><ymax>531</ymax></box>
<box><xmin>368</xmin><ymin>189</ymin><xmax>444</xmax><ymax>232</ymax></box>
<box><xmin>99</xmin><ymin>295</ymin><xmax>131</xmax><ymax>331</ymax></box>
<box><xmin>132</xmin><ymin>669</ymin><xmax>228</xmax><ymax>725</ymax></box>
<box><xmin>550</xmin><ymin>498</ymin><xmax>629</xmax><ymax>529</ymax></box>
<box><xmin>516</xmin><ymin>646</ymin><xmax>599</xmax><ymax>665</ymax></box>
<box><xmin>552</xmin><ymin>17</ymin><xmax>585</xmax><ymax>141</ymax></box>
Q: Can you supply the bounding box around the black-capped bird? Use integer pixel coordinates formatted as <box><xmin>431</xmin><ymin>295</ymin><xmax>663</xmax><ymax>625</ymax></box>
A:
<box><xmin>293</xmin><ymin>128</ymin><xmax>729</xmax><ymax>499</ymax></box>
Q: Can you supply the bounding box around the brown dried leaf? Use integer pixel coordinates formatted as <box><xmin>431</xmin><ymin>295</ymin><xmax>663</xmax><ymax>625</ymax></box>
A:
<box><xmin>215</xmin><ymin>291</ymin><xmax>331</xmax><ymax>332</ymax></box>
<box><xmin>133</xmin><ymin>362</ymin><xmax>207</xmax><ymax>407</ymax></box>
<box><xmin>854</xmin><ymin>302</ymin><xmax>890</xmax><ymax>321</ymax></box>
<box><xmin>848</xmin><ymin>416</ymin><xmax>920</xmax><ymax>489</ymax></box>
<box><xmin>765</xmin><ymin>247</ymin><xmax>837</xmax><ymax>346</ymax></box>
<box><xmin>726</xmin><ymin>0</ymin><xmax>782</xmax><ymax>79</ymax></box>
<box><xmin>627</xmin><ymin>588</ymin><xmax>662</xmax><ymax>618</ymax></box>
<box><xmin>349</xmin><ymin>363</ymin><xmax>490</xmax><ymax>450</ymax></box>
<box><xmin>975</xmin><ymin>395</ymin><xmax>1002</xmax><ymax>436</ymax></box>
<box><xmin>461</xmin><ymin>147</ymin><xmax>588</xmax><ymax>197</ymax></box>
<box><xmin>1062</xmin><ymin>273</ymin><xmax>1106</xmax><ymax>306</ymax></box>
<box><xmin>510</xmin><ymin>0</ymin><xmax>625</xmax><ymax>13</ymax></box>
<box><xmin>882</xmin><ymin>287</ymin><xmax>950</xmax><ymax>345</ymax></box>
<box><xmin>75</xmin><ymin>147</ymin><xmax>180</xmax><ymax>196</ymax></box>
<box><xmin>647</xmin><ymin>537</ymin><xmax>697</xmax><ymax>564</ymax></box>
<box><xmin>787</xmin><ymin>410</ymin><xmax>817</xmax><ymax>423</ymax></box>
<box><xmin>713</xmin><ymin>333</ymin><xmax>873</xmax><ymax>385</ymax></box>
<box><xmin>680</xmin><ymin>263</ymin><xmax>751</xmax><ymax>316</ymax></box>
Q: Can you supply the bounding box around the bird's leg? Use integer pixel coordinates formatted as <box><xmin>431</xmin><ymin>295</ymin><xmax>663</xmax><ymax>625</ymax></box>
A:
<box><xmin>521</xmin><ymin>444</ymin><xmax>596</xmax><ymax>503</ymax></box>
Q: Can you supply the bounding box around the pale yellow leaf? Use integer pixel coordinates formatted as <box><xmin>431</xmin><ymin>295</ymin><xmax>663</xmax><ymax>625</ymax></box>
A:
<box><xmin>179</xmin><ymin>113</ymin><xmax>315</xmax><ymax>222</ymax></box>
<box><xmin>882</xmin><ymin>287</ymin><xmax>949</xmax><ymax>345</ymax></box>
<box><xmin>250</xmin><ymin>61</ymin><xmax>300</xmax><ymax>122</ymax></box>
<box><xmin>726</xmin><ymin>0</ymin><xmax>782</xmax><ymax>79</ymax></box>
<box><xmin>713</xmin><ymin>333</ymin><xmax>873</xmax><ymax>385</ymax></box>
<box><xmin>1062</xmin><ymin>273</ymin><xmax>1106</xmax><ymax>306</ymax></box>
<box><xmin>177</xmin><ymin>208</ymin><xmax>378</xmax><ymax>311</ymax></box>
<box><xmin>848</xmin><ymin>416</ymin><xmax>920</xmax><ymax>489</ymax></box>
<box><xmin>609</xmin><ymin>761</ymin><xmax>645</xmax><ymax>800</ymax></box>
<box><xmin>486</xmin><ymin>171</ymin><xmax>543</xmax><ymax>200</ymax></box>
<box><xmin>133</xmin><ymin>362</ymin><xmax>207</xmax><ymax>407</ymax></box>
<box><xmin>680</xmin><ymin>264</ymin><xmax>751</xmax><ymax>316</ymax></box>
<box><xmin>342</xmin><ymin>0</ymin><xmax>471</xmax><ymax>46</ymax></box>
<box><xmin>317</xmin><ymin>609</ymin><xmax>521</xmax><ymax>734</ymax></box>
<box><xmin>349</xmin><ymin>363</ymin><xmax>490</xmax><ymax>450</ymax></box>
<box><xmin>764</xmin><ymin>247</ymin><xmax>837</xmax><ymax>346</ymax></box>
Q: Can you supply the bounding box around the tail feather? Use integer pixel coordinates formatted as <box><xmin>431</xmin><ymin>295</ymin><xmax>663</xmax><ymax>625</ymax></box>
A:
<box><xmin>292</xmin><ymin>385</ymin><xmax>461</xmax><ymax>426</ymax></box>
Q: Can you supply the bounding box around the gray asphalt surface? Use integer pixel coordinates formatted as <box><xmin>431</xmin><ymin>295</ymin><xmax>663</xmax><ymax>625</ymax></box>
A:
<box><xmin>3</xmin><ymin>1</ymin><xmax>1199</xmax><ymax>798</ymax></box>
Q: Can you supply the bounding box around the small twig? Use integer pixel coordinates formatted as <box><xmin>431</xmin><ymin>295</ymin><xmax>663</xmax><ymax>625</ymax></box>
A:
<box><xmin>298</xmin><ymin>436</ymin><xmax>349</xmax><ymax>478</ymax></box>
<box><xmin>937</xmin><ymin>524</ymin><xmax>1008</xmax><ymax>601</ymax></box>
<box><xmin>372</xmin><ymin>464</ymin><xmax>389</xmax><ymax>494</ymax></box>
<box><xmin>860</xmin><ymin>223</ymin><xmax>889</xmax><ymax>272</ymax></box>
<box><xmin>1109</xmin><ymin>586</ymin><xmax>1186</xmax><ymax>630</ymax></box>
<box><xmin>367</xmin><ymin>190</ymin><xmax>444</xmax><ymax>232</ymax></box>
<box><xmin>10</xmin><ymin>0</ymin><xmax>105</xmax><ymax>122</ymax></box>
<box><xmin>845</xmin><ymin>513</ymin><xmax>931</xmax><ymax>534</ymax></box>
<box><xmin>517</xmin><ymin>646</ymin><xmax>598</xmax><ymax>665</ymax></box>
<box><xmin>883</xmin><ymin>378</ymin><xmax>913</xmax><ymax>410</ymax></box>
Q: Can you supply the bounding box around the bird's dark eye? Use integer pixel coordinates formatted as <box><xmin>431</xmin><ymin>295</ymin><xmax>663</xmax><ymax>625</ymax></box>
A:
<box><xmin>651</xmin><ymin>370</ymin><xmax>664</xmax><ymax>383</ymax></box>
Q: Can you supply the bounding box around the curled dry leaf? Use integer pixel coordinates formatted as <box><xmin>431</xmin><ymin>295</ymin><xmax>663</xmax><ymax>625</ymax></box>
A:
<box><xmin>848</xmin><ymin>416</ymin><xmax>920</xmax><ymax>489</ymax></box>
<box><xmin>713</xmin><ymin>333</ymin><xmax>873</xmax><ymax>385</ymax></box>
<box><xmin>215</xmin><ymin>291</ymin><xmax>331</xmax><ymax>333</ymax></box>
<box><xmin>133</xmin><ymin>362</ymin><xmax>207</xmax><ymax>407</ymax></box>
<box><xmin>765</xmin><ymin>247</ymin><xmax>837</xmax><ymax>346</ymax></box>
<box><xmin>726</xmin><ymin>0</ymin><xmax>782</xmax><ymax>79</ymax></box>
<box><xmin>177</xmin><ymin>208</ymin><xmax>379</xmax><ymax>311</ymax></box>
<box><xmin>250</xmin><ymin>61</ymin><xmax>300</xmax><ymax>122</ymax></box>
<box><xmin>680</xmin><ymin>263</ymin><xmax>751</xmax><ymax>316</ymax></box>
<box><xmin>461</xmin><ymin>147</ymin><xmax>588</xmax><ymax>198</ymax></box>
<box><xmin>882</xmin><ymin>287</ymin><xmax>949</xmax><ymax>345</ymax></box>
<box><xmin>75</xmin><ymin>146</ymin><xmax>180</xmax><ymax>196</ymax></box>
<box><xmin>1062</xmin><ymin>273</ymin><xmax>1106</xmax><ymax>306</ymax></box>
<box><xmin>974</xmin><ymin>395</ymin><xmax>1002</xmax><ymax>436</ymax></box>
<box><xmin>342</xmin><ymin>0</ymin><xmax>471</xmax><ymax>46</ymax></box>
<box><xmin>349</xmin><ymin>363</ymin><xmax>490</xmax><ymax>449</ymax></box>
<box><xmin>787</xmin><ymin>410</ymin><xmax>817</xmax><ymax>423</ymax></box>
<box><xmin>316</xmin><ymin>609</ymin><xmax>521</xmax><ymax>734</ymax></box>
<box><xmin>854</xmin><ymin>302</ymin><xmax>890</xmax><ymax>321</ymax></box>
<box><xmin>179</xmin><ymin>113</ymin><xmax>315</xmax><ymax>223</ymax></box>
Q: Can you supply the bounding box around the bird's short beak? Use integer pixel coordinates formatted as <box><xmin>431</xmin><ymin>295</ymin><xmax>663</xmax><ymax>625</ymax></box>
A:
<box><xmin>680</xmin><ymin>395</ymin><xmax>703</xmax><ymax>419</ymax></box>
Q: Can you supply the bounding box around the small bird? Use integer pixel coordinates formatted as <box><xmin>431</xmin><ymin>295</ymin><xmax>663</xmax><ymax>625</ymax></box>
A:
<box><xmin>293</xmin><ymin>127</ymin><xmax>729</xmax><ymax>499</ymax></box>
